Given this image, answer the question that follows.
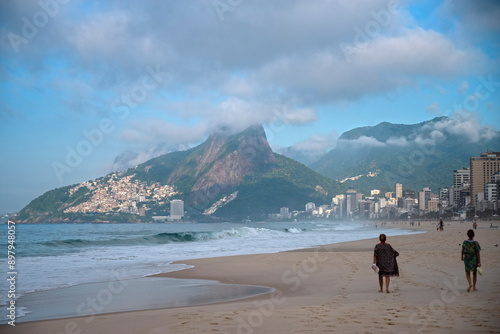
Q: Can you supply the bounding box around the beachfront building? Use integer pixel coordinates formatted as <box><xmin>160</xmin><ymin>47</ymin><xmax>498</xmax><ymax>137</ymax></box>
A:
<box><xmin>454</xmin><ymin>167</ymin><xmax>470</xmax><ymax>188</ymax></box>
<box><xmin>305</xmin><ymin>202</ymin><xmax>316</xmax><ymax>212</ymax></box>
<box><xmin>470</xmin><ymin>152</ymin><xmax>500</xmax><ymax>208</ymax></box>
<box><xmin>439</xmin><ymin>187</ymin><xmax>452</xmax><ymax>207</ymax></box>
<box><xmin>486</xmin><ymin>183</ymin><xmax>497</xmax><ymax>202</ymax></box>
<box><xmin>396</xmin><ymin>183</ymin><xmax>403</xmax><ymax>200</ymax></box>
<box><xmin>493</xmin><ymin>172</ymin><xmax>500</xmax><ymax>207</ymax></box>
<box><xmin>358</xmin><ymin>200</ymin><xmax>373</xmax><ymax>218</ymax></box>
<box><xmin>337</xmin><ymin>197</ymin><xmax>345</xmax><ymax>219</ymax></box>
<box><xmin>345</xmin><ymin>189</ymin><xmax>358</xmax><ymax>218</ymax></box>
<box><xmin>428</xmin><ymin>195</ymin><xmax>440</xmax><ymax>213</ymax></box>
<box><xmin>169</xmin><ymin>199</ymin><xmax>184</xmax><ymax>221</ymax></box>
<box><xmin>453</xmin><ymin>167</ymin><xmax>470</xmax><ymax>206</ymax></box>
<box><xmin>403</xmin><ymin>198</ymin><xmax>417</xmax><ymax>211</ymax></box>
<box><xmin>280</xmin><ymin>207</ymin><xmax>291</xmax><ymax>219</ymax></box>
<box><xmin>418</xmin><ymin>187</ymin><xmax>432</xmax><ymax>213</ymax></box>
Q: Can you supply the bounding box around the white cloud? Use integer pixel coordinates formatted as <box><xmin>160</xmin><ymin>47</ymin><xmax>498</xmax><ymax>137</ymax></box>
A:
<box><xmin>119</xmin><ymin>97</ymin><xmax>317</xmax><ymax>151</ymax></box>
<box><xmin>276</xmin><ymin>130</ymin><xmax>338</xmax><ymax>165</ymax></box>
<box><xmin>430</xmin><ymin>130</ymin><xmax>446</xmax><ymax>140</ymax></box>
<box><xmin>339</xmin><ymin>136</ymin><xmax>386</xmax><ymax>148</ymax></box>
<box><xmin>253</xmin><ymin>29</ymin><xmax>487</xmax><ymax>103</ymax></box>
<box><xmin>386</xmin><ymin>136</ymin><xmax>409</xmax><ymax>147</ymax></box>
<box><xmin>340</xmin><ymin>135</ymin><xmax>413</xmax><ymax>148</ymax></box>
<box><xmin>414</xmin><ymin>134</ymin><xmax>437</xmax><ymax>147</ymax></box>
<box><xmin>119</xmin><ymin>120</ymin><xmax>209</xmax><ymax>145</ymax></box>
<box><xmin>293</xmin><ymin>131</ymin><xmax>338</xmax><ymax>152</ymax></box>
<box><xmin>1</xmin><ymin>0</ymin><xmax>490</xmax><ymax>106</ymax></box>
<box><xmin>203</xmin><ymin>98</ymin><xmax>317</xmax><ymax>135</ymax></box>
<box><xmin>426</xmin><ymin>110</ymin><xmax>498</xmax><ymax>142</ymax></box>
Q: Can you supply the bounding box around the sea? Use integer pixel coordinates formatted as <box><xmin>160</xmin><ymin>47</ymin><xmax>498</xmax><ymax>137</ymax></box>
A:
<box><xmin>0</xmin><ymin>220</ymin><xmax>420</xmax><ymax>323</ymax></box>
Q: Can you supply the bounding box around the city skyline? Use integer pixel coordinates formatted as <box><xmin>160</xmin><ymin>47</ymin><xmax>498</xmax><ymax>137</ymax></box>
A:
<box><xmin>30</xmin><ymin>149</ymin><xmax>497</xmax><ymax>222</ymax></box>
<box><xmin>1</xmin><ymin>0</ymin><xmax>500</xmax><ymax>213</ymax></box>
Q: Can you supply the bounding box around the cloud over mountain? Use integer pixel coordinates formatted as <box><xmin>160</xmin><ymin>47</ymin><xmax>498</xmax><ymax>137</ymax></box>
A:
<box><xmin>424</xmin><ymin>111</ymin><xmax>498</xmax><ymax>143</ymax></box>
<box><xmin>334</xmin><ymin>111</ymin><xmax>497</xmax><ymax>149</ymax></box>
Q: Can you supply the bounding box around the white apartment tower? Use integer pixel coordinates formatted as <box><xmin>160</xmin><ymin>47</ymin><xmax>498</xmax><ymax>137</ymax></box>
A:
<box><xmin>453</xmin><ymin>168</ymin><xmax>470</xmax><ymax>188</ymax></box>
<box><xmin>170</xmin><ymin>199</ymin><xmax>184</xmax><ymax>220</ymax></box>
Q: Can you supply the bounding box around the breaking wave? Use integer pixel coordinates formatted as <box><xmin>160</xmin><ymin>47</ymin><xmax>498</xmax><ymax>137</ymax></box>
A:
<box><xmin>27</xmin><ymin>227</ymin><xmax>298</xmax><ymax>256</ymax></box>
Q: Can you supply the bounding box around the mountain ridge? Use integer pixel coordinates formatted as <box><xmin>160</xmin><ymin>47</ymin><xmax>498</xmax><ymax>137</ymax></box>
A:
<box><xmin>309</xmin><ymin>116</ymin><xmax>500</xmax><ymax>193</ymax></box>
<box><xmin>12</xmin><ymin>117</ymin><xmax>499</xmax><ymax>223</ymax></box>
<box><xmin>13</xmin><ymin>124</ymin><xmax>342</xmax><ymax>223</ymax></box>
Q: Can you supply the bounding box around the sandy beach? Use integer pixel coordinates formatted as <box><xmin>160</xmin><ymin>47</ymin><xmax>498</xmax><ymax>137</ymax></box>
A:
<box><xmin>3</xmin><ymin>220</ymin><xmax>500</xmax><ymax>334</ymax></box>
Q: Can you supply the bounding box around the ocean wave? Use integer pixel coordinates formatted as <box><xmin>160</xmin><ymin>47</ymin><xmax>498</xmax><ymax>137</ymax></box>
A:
<box><xmin>26</xmin><ymin>227</ymin><xmax>276</xmax><ymax>255</ymax></box>
<box><xmin>284</xmin><ymin>227</ymin><xmax>307</xmax><ymax>233</ymax></box>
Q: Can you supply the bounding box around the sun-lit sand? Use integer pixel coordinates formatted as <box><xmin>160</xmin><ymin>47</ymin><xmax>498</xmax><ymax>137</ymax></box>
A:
<box><xmin>3</xmin><ymin>220</ymin><xmax>500</xmax><ymax>334</ymax></box>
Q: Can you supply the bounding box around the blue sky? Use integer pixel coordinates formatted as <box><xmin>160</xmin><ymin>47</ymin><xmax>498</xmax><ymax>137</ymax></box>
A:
<box><xmin>0</xmin><ymin>0</ymin><xmax>499</xmax><ymax>213</ymax></box>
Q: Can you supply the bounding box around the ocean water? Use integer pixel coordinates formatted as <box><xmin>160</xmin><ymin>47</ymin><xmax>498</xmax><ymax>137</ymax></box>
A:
<box><xmin>0</xmin><ymin>221</ymin><xmax>418</xmax><ymax>322</ymax></box>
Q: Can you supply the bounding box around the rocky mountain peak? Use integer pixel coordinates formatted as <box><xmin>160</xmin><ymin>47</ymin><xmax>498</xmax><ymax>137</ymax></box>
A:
<box><xmin>165</xmin><ymin>124</ymin><xmax>276</xmax><ymax>208</ymax></box>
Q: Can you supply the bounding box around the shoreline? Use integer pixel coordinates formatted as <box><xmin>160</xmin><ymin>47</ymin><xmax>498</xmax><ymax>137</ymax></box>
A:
<box><xmin>3</xmin><ymin>220</ymin><xmax>500</xmax><ymax>333</ymax></box>
<box><xmin>2</xmin><ymin>221</ymin><xmax>421</xmax><ymax>324</ymax></box>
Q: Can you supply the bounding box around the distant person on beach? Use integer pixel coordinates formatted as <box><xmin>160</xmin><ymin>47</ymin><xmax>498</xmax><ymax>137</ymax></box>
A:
<box><xmin>473</xmin><ymin>222</ymin><xmax>477</xmax><ymax>230</ymax></box>
<box><xmin>438</xmin><ymin>219</ymin><xmax>444</xmax><ymax>231</ymax></box>
<box><xmin>461</xmin><ymin>229</ymin><xmax>481</xmax><ymax>292</ymax></box>
<box><xmin>373</xmin><ymin>234</ymin><xmax>399</xmax><ymax>293</ymax></box>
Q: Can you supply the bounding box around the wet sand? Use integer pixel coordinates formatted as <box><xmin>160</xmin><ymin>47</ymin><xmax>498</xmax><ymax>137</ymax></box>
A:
<box><xmin>5</xmin><ymin>277</ymin><xmax>272</xmax><ymax>324</ymax></box>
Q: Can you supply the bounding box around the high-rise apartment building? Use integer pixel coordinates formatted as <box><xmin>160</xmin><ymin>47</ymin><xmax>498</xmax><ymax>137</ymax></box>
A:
<box><xmin>453</xmin><ymin>168</ymin><xmax>470</xmax><ymax>206</ymax></box>
<box><xmin>345</xmin><ymin>189</ymin><xmax>358</xmax><ymax>216</ymax></box>
<box><xmin>170</xmin><ymin>199</ymin><xmax>184</xmax><ymax>220</ymax></box>
<box><xmin>486</xmin><ymin>183</ymin><xmax>497</xmax><ymax>202</ymax></box>
<box><xmin>453</xmin><ymin>168</ymin><xmax>470</xmax><ymax>188</ymax></box>
<box><xmin>418</xmin><ymin>187</ymin><xmax>432</xmax><ymax>212</ymax></box>
<box><xmin>428</xmin><ymin>195</ymin><xmax>440</xmax><ymax>213</ymax></box>
<box><xmin>395</xmin><ymin>183</ymin><xmax>403</xmax><ymax>199</ymax></box>
<box><xmin>470</xmin><ymin>152</ymin><xmax>500</xmax><ymax>206</ymax></box>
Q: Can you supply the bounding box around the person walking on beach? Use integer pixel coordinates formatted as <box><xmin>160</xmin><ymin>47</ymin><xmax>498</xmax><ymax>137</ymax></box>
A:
<box><xmin>373</xmin><ymin>234</ymin><xmax>399</xmax><ymax>293</ymax></box>
<box><xmin>438</xmin><ymin>219</ymin><xmax>444</xmax><ymax>231</ymax></box>
<box><xmin>461</xmin><ymin>229</ymin><xmax>481</xmax><ymax>292</ymax></box>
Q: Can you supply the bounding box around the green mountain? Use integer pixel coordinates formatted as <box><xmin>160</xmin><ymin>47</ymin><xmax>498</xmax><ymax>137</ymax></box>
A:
<box><xmin>310</xmin><ymin>117</ymin><xmax>500</xmax><ymax>194</ymax></box>
<box><xmin>14</xmin><ymin>125</ymin><xmax>343</xmax><ymax>223</ymax></box>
